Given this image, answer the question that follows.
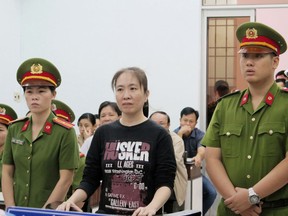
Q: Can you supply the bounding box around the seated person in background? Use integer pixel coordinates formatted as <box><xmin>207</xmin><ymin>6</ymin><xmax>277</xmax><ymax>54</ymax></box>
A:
<box><xmin>174</xmin><ymin>107</ymin><xmax>217</xmax><ymax>215</ymax></box>
<box><xmin>207</xmin><ymin>80</ymin><xmax>230</xmax><ymax>127</ymax></box>
<box><xmin>150</xmin><ymin>111</ymin><xmax>188</xmax><ymax>213</ymax></box>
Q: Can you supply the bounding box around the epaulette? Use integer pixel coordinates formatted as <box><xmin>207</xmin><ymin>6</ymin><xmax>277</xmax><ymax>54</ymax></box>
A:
<box><xmin>217</xmin><ymin>90</ymin><xmax>241</xmax><ymax>103</ymax></box>
<box><xmin>9</xmin><ymin>116</ymin><xmax>29</xmax><ymax>125</ymax></box>
<box><xmin>53</xmin><ymin>117</ymin><xmax>74</xmax><ymax>129</ymax></box>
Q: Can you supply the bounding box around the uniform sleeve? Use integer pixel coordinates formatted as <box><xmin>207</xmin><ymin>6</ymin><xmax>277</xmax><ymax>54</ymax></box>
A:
<box><xmin>3</xmin><ymin>126</ymin><xmax>15</xmax><ymax>165</ymax></box>
<box><xmin>59</xmin><ymin>127</ymin><xmax>79</xmax><ymax>170</ymax></box>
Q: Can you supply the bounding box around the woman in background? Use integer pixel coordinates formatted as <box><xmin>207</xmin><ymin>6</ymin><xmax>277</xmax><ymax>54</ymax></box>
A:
<box><xmin>80</xmin><ymin>101</ymin><xmax>121</xmax><ymax>156</ymax></box>
<box><xmin>77</xmin><ymin>113</ymin><xmax>96</xmax><ymax>147</ymax></box>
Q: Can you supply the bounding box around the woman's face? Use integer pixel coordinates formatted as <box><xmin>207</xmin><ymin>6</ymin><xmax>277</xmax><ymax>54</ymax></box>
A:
<box><xmin>0</xmin><ymin>123</ymin><xmax>8</xmax><ymax>147</ymax></box>
<box><xmin>78</xmin><ymin>118</ymin><xmax>95</xmax><ymax>136</ymax></box>
<box><xmin>115</xmin><ymin>72</ymin><xmax>149</xmax><ymax>116</ymax></box>
<box><xmin>24</xmin><ymin>86</ymin><xmax>56</xmax><ymax>114</ymax></box>
<box><xmin>99</xmin><ymin>105</ymin><xmax>120</xmax><ymax>125</ymax></box>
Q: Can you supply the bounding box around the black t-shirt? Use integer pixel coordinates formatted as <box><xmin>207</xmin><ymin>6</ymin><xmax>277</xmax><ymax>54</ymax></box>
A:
<box><xmin>78</xmin><ymin>119</ymin><xmax>176</xmax><ymax>215</ymax></box>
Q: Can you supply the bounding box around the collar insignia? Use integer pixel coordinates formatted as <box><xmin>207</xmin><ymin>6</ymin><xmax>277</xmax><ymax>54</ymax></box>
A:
<box><xmin>240</xmin><ymin>93</ymin><xmax>249</xmax><ymax>106</ymax></box>
<box><xmin>31</xmin><ymin>63</ymin><xmax>43</xmax><ymax>74</ymax></box>
<box><xmin>44</xmin><ymin>122</ymin><xmax>52</xmax><ymax>134</ymax></box>
<box><xmin>21</xmin><ymin>120</ymin><xmax>30</xmax><ymax>132</ymax></box>
<box><xmin>246</xmin><ymin>28</ymin><xmax>258</xmax><ymax>39</ymax></box>
<box><xmin>265</xmin><ymin>92</ymin><xmax>274</xmax><ymax>106</ymax></box>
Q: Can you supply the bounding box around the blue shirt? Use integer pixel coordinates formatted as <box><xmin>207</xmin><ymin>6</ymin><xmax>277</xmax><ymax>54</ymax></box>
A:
<box><xmin>174</xmin><ymin>127</ymin><xmax>205</xmax><ymax>158</ymax></box>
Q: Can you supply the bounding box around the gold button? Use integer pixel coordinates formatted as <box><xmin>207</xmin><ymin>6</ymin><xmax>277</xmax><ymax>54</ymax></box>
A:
<box><xmin>251</xmin><ymin>118</ymin><xmax>255</xmax><ymax>121</ymax></box>
<box><xmin>226</xmin><ymin>132</ymin><xmax>231</xmax><ymax>136</ymax></box>
<box><xmin>247</xmin><ymin>175</ymin><xmax>251</xmax><ymax>179</ymax></box>
<box><xmin>30</xmin><ymin>144</ymin><xmax>32</xmax><ymax>147</ymax></box>
<box><xmin>269</xmin><ymin>130</ymin><xmax>273</xmax><ymax>135</ymax></box>
<box><xmin>26</xmin><ymin>184</ymin><xmax>29</xmax><ymax>187</ymax></box>
<box><xmin>250</xmin><ymin>136</ymin><xmax>253</xmax><ymax>140</ymax></box>
<box><xmin>27</xmin><ymin>170</ymin><xmax>29</xmax><ymax>174</ymax></box>
<box><xmin>28</xmin><ymin>156</ymin><xmax>31</xmax><ymax>160</ymax></box>
<box><xmin>24</xmin><ymin>196</ymin><xmax>27</xmax><ymax>200</ymax></box>
<box><xmin>247</xmin><ymin>155</ymin><xmax>251</xmax><ymax>159</ymax></box>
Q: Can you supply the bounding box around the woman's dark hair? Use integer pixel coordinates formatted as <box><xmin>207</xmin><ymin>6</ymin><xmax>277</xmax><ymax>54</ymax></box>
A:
<box><xmin>77</xmin><ymin>113</ymin><xmax>96</xmax><ymax>126</ymax></box>
<box><xmin>98</xmin><ymin>101</ymin><xmax>121</xmax><ymax>116</ymax></box>
<box><xmin>111</xmin><ymin>67</ymin><xmax>148</xmax><ymax>93</ymax></box>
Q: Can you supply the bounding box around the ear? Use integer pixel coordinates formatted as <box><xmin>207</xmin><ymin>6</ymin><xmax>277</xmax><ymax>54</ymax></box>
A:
<box><xmin>52</xmin><ymin>91</ymin><xmax>57</xmax><ymax>99</ymax></box>
<box><xmin>272</xmin><ymin>56</ymin><xmax>279</xmax><ymax>69</ymax></box>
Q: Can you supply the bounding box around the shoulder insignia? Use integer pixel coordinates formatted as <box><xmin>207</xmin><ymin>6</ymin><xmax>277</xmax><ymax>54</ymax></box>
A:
<box><xmin>53</xmin><ymin>117</ymin><xmax>74</xmax><ymax>129</ymax></box>
<box><xmin>217</xmin><ymin>90</ymin><xmax>241</xmax><ymax>102</ymax></box>
<box><xmin>9</xmin><ymin>116</ymin><xmax>29</xmax><ymax>125</ymax></box>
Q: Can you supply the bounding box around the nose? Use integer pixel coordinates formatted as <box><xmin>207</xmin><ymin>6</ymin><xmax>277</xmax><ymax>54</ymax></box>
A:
<box><xmin>123</xmin><ymin>89</ymin><xmax>131</xmax><ymax>99</ymax></box>
<box><xmin>31</xmin><ymin>93</ymin><xmax>39</xmax><ymax>100</ymax></box>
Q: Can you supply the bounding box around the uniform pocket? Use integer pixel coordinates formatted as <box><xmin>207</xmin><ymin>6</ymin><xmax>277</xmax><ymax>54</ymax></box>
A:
<box><xmin>258</xmin><ymin>122</ymin><xmax>285</xmax><ymax>156</ymax></box>
<box><xmin>219</xmin><ymin>124</ymin><xmax>243</xmax><ymax>157</ymax></box>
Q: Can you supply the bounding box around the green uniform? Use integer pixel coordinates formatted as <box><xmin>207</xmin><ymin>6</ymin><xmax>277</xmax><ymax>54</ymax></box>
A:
<box><xmin>202</xmin><ymin>83</ymin><xmax>288</xmax><ymax>216</ymax></box>
<box><xmin>72</xmin><ymin>155</ymin><xmax>85</xmax><ymax>191</ymax></box>
<box><xmin>3</xmin><ymin>112</ymin><xmax>79</xmax><ymax>208</ymax></box>
<box><xmin>0</xmin><ymin>152</ymin><xmax>2</xmax><ymax>192</ymax></box>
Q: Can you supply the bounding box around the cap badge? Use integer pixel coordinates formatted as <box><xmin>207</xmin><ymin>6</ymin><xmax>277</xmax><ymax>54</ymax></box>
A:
<box><xmin>246</xmin><ymin>28</ymin><xmax>258</xmax><ymax>39</ymax></box>
<box><xmin>31</xmin><ymin>63</ymin><xmax>43</xmax><ymax>74</ymax></box>
<box><xmin>51</xmin><ymin>103</ymin><xmax>57</xmax><ymax>111</ymax></box>
<box><xmin>0</xmin><ymin>107</ymin><xmax>6</xmax><ymax>115</ymax></box>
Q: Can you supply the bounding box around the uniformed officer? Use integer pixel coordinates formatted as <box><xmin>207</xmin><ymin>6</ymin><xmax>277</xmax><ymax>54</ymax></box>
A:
<box><xmin>51</xmin><ymin>99</ymin><xmax>86</xmax><ymax>209</ymax></box>
<box><xmin>51</xmin><ymin>99</ymin><xmax>76</xmax><ymax>123</ymax></box>
<box><xmin>2</xmin><ymin>58</ymin><xmax>79</xmax><ymax>209</ymax></box>
<box><xmin>0</xmin><ymin>104</ymin><xmax>17</xmax><ymax>192</ymax></box>
<box><xmin>202</xmin><ymin>22</ymin><xmax>288</xmax><ymax>216</ymax></box>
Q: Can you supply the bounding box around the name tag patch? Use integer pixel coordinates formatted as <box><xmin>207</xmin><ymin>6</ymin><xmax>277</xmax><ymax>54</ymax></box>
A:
<box><xmin>12</xmin><ymin>138</ymin><xmax>24</xmax><ymax>145</ymax></box>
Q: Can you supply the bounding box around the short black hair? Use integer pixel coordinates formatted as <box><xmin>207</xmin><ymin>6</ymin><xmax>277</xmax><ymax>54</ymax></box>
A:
<box><xmin>180</xmin><ymin>107</ymin><xmax>199</xmax><ymax>120</ymax></box>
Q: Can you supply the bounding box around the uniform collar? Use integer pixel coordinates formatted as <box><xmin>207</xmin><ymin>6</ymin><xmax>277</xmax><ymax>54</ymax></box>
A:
<box><xmin>240</xmin><ymin>83</ymin><xmax>278</xmax><ymax>106</ymax></box>
<box><xmin>21</xmin><ymin>112</ymin><xmax>56</xmax><ymax>135</ymax></box>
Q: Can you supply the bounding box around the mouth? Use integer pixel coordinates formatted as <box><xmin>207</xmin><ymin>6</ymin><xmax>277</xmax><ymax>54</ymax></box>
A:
<box><xmin>246</xmin><ymin>69</ymin><xmax>255</xmax><ymax>75</ymax></box>
<box><xmin>122</xmin><ymin>102</ymin><xmax>132</xmax><ymax>106</ymax></box>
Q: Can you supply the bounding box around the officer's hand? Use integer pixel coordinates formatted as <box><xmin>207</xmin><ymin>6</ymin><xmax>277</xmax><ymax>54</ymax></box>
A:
<box><xmin>225</xmin><ymin>187</ymin><xmax>251</xmax><ymax>213</ymax></box>
<box><xmin>240</xmin><ymin>204</ymin><xmax>262</xmax><ymax>216</ymax></box>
